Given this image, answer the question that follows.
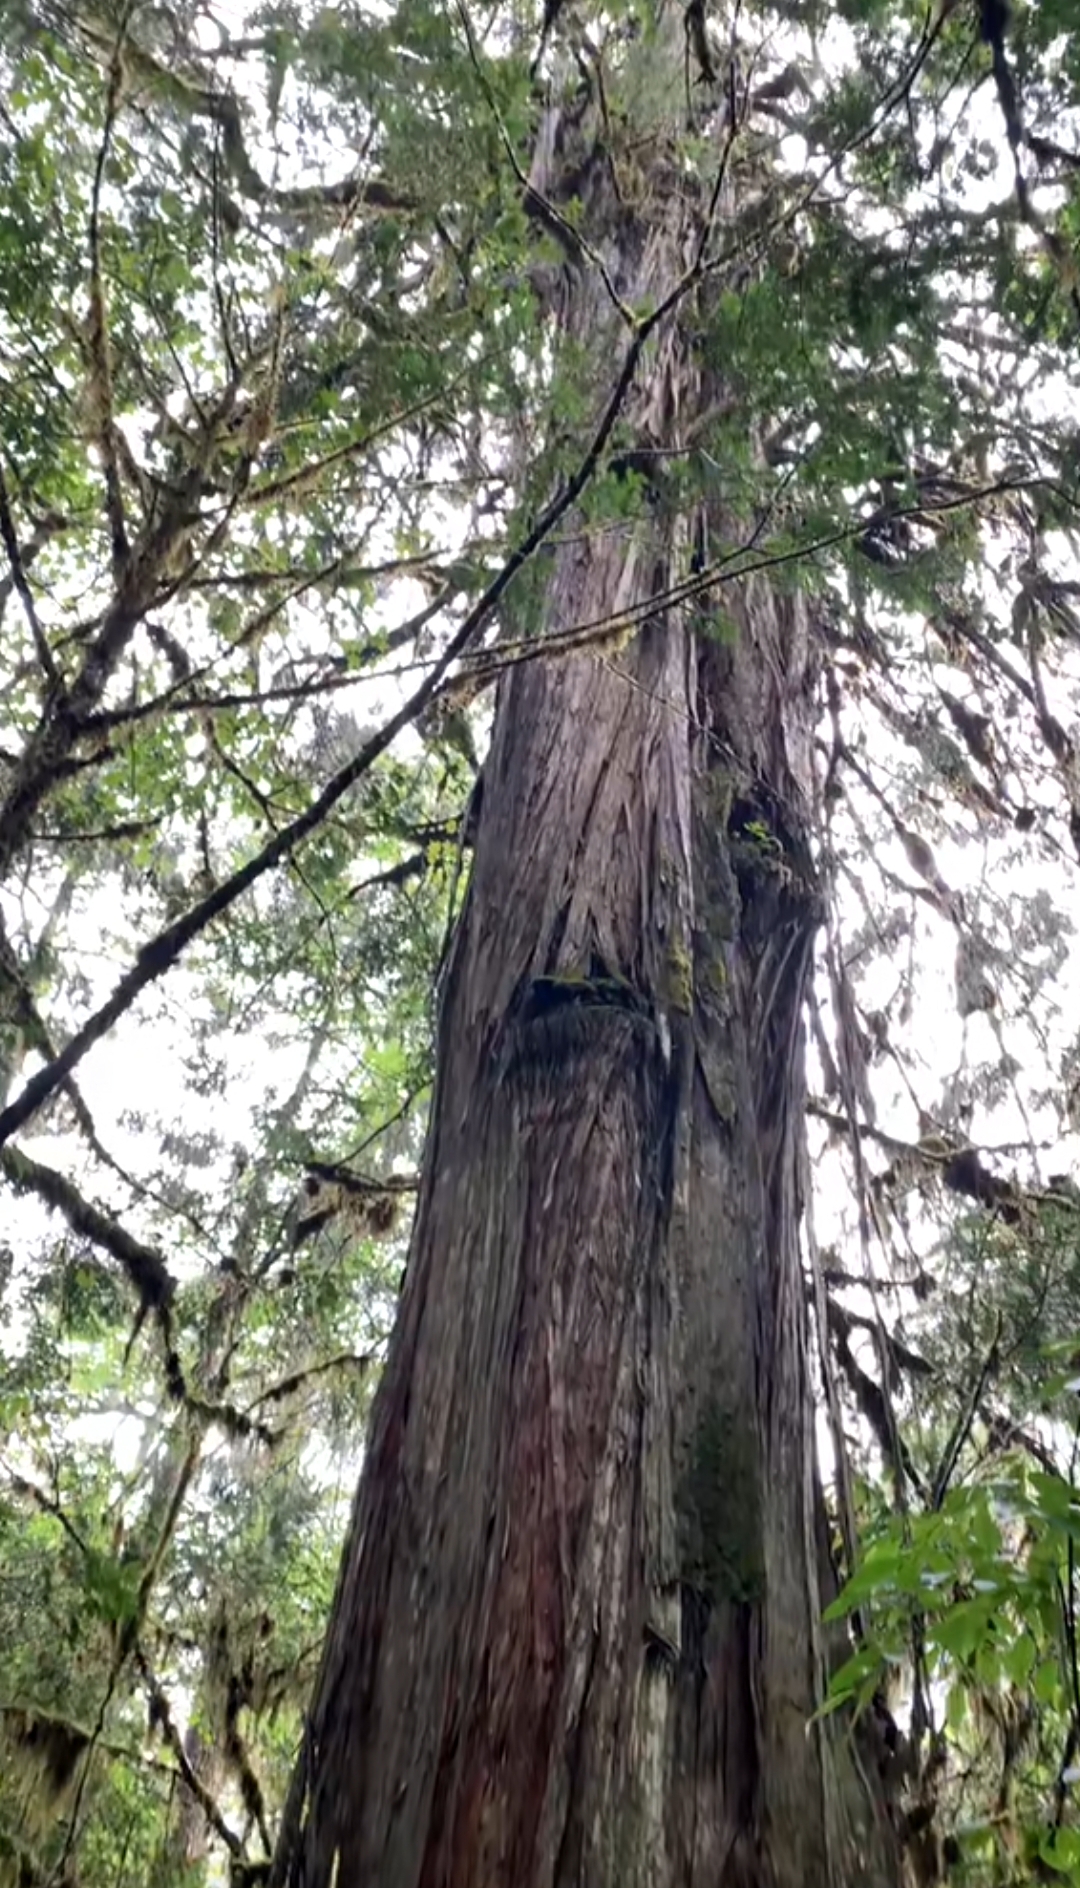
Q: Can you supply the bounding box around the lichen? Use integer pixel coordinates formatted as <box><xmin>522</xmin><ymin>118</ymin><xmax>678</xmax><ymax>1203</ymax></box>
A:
<box><xmin>678</xmin><ymin>1392</ymin><xmax>764</xmax><ymax>1605</ymax></box>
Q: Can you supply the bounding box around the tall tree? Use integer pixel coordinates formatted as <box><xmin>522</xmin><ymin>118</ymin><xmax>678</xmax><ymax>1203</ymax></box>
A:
<box><xmin>278</xmin><ymin>193</ymin><xmax>897</xmax><ymax>1873</ymax></box>
<box><xmin>269</xmin><ymin>6</ymin><xmax>991</xmax><ymax>1884</ymax></box>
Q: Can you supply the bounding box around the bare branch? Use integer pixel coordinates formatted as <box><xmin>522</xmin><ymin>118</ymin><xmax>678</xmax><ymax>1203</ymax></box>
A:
<box><xmin>930</xmin><ymin>1315</ymin><xmax>1003</xmax><ymax>1509</ymax></box>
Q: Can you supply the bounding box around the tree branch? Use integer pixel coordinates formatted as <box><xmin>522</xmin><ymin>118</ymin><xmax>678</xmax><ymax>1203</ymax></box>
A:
<box><xmin>0</xmin><ymin>1142</ymin><xmax>176</xmax><ymax>1313</ymax></box>
<box><xmin>0</xmin><ymin>462</ymin><xmax>58</xmax><ymax>687</ymax></box>
<box><xmin>86</xmin><ymin>24</ymin><xmax>130</xmax><ymax>576</ymax></box>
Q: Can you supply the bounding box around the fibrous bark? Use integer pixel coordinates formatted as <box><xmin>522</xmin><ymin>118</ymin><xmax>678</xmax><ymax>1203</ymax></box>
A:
<box><xmin>275</xmin><ymin>36</ymin><xmax>900</xmax><ymax>1888</ymax></box>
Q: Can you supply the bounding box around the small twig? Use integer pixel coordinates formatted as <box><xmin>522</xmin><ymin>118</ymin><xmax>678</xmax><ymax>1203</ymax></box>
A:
<box><xmin>343</xmin><ymin>1088</ymin><xmax>426</xmax><ymax>1163</ymax></box>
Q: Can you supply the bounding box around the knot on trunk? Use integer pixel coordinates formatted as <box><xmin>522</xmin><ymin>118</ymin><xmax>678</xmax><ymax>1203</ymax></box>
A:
<box><xmin>499</xmin><ymin>967</ymin><xmax>660</xmax><ymax>1090</ymax></box>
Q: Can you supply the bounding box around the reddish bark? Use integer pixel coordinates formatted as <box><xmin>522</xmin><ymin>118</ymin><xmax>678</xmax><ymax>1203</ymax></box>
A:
<box><xmin>272</xmin><ymin>577</ymin><xmax>898</xmax><ymax>1888</ymax></box>
<box><xmin>274</xmin><ymin>68</ymin><xmax>900</xmax><ymax>1888</ymax></box>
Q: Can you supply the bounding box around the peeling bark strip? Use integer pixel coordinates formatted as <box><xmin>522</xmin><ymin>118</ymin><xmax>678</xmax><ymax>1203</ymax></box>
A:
<box><xmin>275</xmin><ymin>39</ymin><xmax>899</xmax><ymax>1888</ymax></box>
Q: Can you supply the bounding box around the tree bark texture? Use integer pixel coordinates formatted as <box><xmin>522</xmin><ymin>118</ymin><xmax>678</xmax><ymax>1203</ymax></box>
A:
<box><xmin>275</xmin><ymin>46</ymin><xmax>900</xmax><ymax>1888</ymax></box>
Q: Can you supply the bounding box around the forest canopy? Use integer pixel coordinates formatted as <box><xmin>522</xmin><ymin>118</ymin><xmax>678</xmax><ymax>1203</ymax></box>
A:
<box><xmin>3</xmin><ymin>0</ymin><xmax>1080</xmax><ymax>1880</ymax></box>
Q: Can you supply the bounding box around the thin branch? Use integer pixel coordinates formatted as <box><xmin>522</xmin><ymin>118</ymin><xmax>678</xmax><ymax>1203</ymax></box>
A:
<box><xmin>930</xmin><ymin>1314</ymin><xmax>1003</xmax><ymax>1509</ymax></box>
<box><xmin>86</xmin><ymin>22</ymin><xmax>130</xmax><ymax>575</ymax></box>
<box><xmin>80</xmin><ymin>571</ymin><xmax>451</xmax><ymax>738</ymax></box>
<box><xmin>135</xmin><ymin>1652</ymin><xmax>243</xmax><ymax>1858</ymax></box>
<box><xmin>28</xmin><ymin>817</ymin><xmax>159</xmax><ymax>846</ymax></box>
<box><xmin>184</xmin><ymin>548</ymin><xmax>455</xmax><ymax>594</ymax></box>
<box><xmin>0</xmin><ymin>547</ymin><xmax>179</xmax><ymax>881</ymax></box>
<box><xmin>344</xmin><ymin>1087</ymin><xmax>427</xmax><ymax>1163</ymax></box>
<box><xmin>2</xmin><ymin>1462</ymin><xmax>93</xmax><ymax>1556</ymax></box>
<box><xmin>423</xmin><ymin>475</ymin><xmax>1057</xmax><ymax>692</ymax></box>
<box><xmin>344</xmin><ymin>851</ymin><xmax>429</xmax><ymax>897</ymax></box>
<box><xmin>243</xmin><ymin>390</ymin><xmax>466</xmax><ymax>514</ymax></box>
<box><xmin>807</xmin><ymin>1100</ymin><xmax>1049</xmax><ymax>1168</ymax></box>
<box><xmin>0</xmin><ymin>462</ymin><xmax>58</xmax><ymax>686</ymax></box>
<box><xmin>247</xmin><ymin>1350</ymin><xmax>374</xmax><ymax>1411</ymax></box>
<box><xmin>0</xmin><ymin>505</ymin><xmax>71</xmax><ymax>620</ymax></box>
<box><xmin>0</xmin><ymin>910</ymin><xmax>111</xmax><ymax>1155</ymax></box>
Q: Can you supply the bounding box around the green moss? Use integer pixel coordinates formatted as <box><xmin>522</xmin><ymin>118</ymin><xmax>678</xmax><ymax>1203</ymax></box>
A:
<box><xmin>730</xmin><ymin>816</ymin><xmax>790</xmax><ymax>885</ymax></box>
<box><xmin>678</xmin><ymin>1392</ymin><xmax>764</xmax><ymax>1604</ymax></box>
<box><xmin>665</xmin><ymin>940</ymin><xmax>693</xmax><ymax>1014</ymax></box>
<box><xmin>530</xmin><ymin>968</ymin><xmax>641</xmax><ymax>1008</ymax></box>
<box><xmin>701</xmin><ymin>949</ymin><xmax>727</xmax><ymax>996</ymax></box>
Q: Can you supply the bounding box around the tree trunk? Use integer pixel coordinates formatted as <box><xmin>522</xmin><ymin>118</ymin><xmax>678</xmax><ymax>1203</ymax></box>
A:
<box><xmin>274</xmin><ymin>40</ymin><xmax>900</xmax><ymax>1888</ymax></box>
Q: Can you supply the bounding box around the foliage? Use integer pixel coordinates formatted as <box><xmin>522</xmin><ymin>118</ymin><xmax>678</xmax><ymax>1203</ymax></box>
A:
<box><xmin>2</xmin><ymin>0</ymin><xmax>1080</xmax><ymax>1878</ymax></box>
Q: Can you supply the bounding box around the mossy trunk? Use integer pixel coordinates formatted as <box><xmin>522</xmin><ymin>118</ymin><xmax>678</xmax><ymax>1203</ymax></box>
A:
<box><xmin>274</xmin><ymin>32</ymin><xmax>900</xmax><ymax>1888</ymax></box>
